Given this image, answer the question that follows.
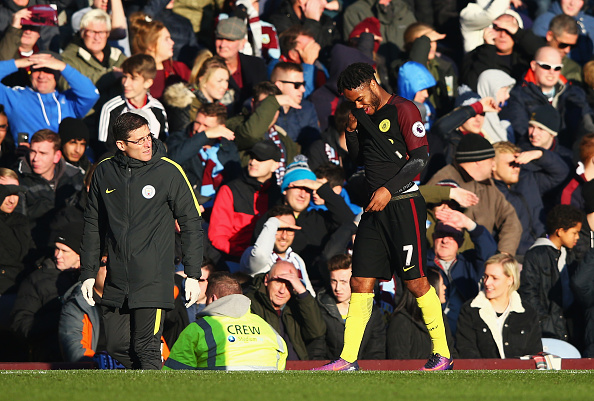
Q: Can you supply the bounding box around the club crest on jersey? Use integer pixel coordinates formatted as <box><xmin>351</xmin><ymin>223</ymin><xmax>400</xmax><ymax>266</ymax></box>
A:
<box><xmin>142</xmin><ymin>185</ymin><xmax>156</xmax><ymax>199</ymax></box>
<box><xmin>379</xmin><ymin>119</ymin><xmax>390</xmax><ymax>132</ymax></box>
<box><xmin>412</xmin><ymin>121</ymin><xmax>426</xmax><ymax>138</ymax></box>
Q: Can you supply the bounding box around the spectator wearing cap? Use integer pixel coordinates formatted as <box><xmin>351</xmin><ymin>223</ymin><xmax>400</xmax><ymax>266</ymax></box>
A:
<box><xmin>167</xmin><ymin>103</ymin><xmax>240</xmax><ymax>200</ymax></box>
<box><xmin>428</xmin><ymin>133</ymin><xmax>522</xmax><ymax>255</ymax></box>
<box><xmin>0</xmin><ymin>52</ymin><xmax>99</xmax><ymax>144</ymax></box>
<box><xmin>214</xmin><ymin>17</ymin><xmax>267</xmax><ymax>112</ymax></box>
<box><xmin>208</xmin><ymin>140</ymin><xmax>282</xmax><ymax>268</ymax></box>
<box><xmin>255</xmin><ymin>158</ymin><xmax>355</xmax><ymax>283</ymax></box>
<box><xmin>492</xmin><ymin>141</ymin><xmax>569</xmax><ymax>258</ymax></box>
<box><xmin>11</xmin><ymin>220</ymin><xmax>84</xmax><ymax>362</ymax></box>
<box><xmin>0</xmin><ymin>7</ymin><xmax>41</xmax><ymax>88</ymax></box>
<box><xmin>271</xmin><ymin>62</ymin><xmax>320</xmax><ymax>151</ymax></box>
<box><xmin>15</xmin><ymin>129</ymin><xmax>84</xmax><ymax>252</ymax></box>
<box><xmin>524</xmin><ymin>104</ymin><xmax>573</xmax><ymax>172</ymax></box>
<box><xmin>59</xmin><ymin>118</ymin><xmax>91</xmax><ymax>174</ymax></box>
<box><xmin>499</xmin><ymin>46</ymin><xmax>594</xmax><ymax>148</ymax></box>
<box><xmin>427</xmin><ymin>208</ymin><xmax>497</xmax><ymax>335</ymax></box>
<box><xmin>0</xmin><ymin>168</ymin><xmax>33</xmax><ymax>298</ymax></box>
<box><xmin>428</xmin><ymin>88</ymin><xmax>499</xmax><ymax>175</ymax></box>
<box><xmin>226</xmin><ymin>81</ymin><xmax>301</xmax><ymax>183</ymax></box>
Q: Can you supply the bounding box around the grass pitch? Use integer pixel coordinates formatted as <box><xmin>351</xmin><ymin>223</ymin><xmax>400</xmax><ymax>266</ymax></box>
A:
<box><xmin>0</xmin><ymin>370</ymin><xmax>592</xmax><ymax>401</ymax></box>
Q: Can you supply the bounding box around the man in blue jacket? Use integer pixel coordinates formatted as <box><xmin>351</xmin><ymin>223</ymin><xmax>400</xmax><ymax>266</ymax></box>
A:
<box><xmin>0</xmin><ymin>52</ymin><xmax>99</xmax><ymax>143</ymax></box>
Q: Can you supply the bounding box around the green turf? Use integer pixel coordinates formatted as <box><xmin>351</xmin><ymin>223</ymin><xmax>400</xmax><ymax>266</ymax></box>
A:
<box><xmin>0</xmin><ymin>370</ymin><xmax>592</xmax><ymax>401</ymax></box>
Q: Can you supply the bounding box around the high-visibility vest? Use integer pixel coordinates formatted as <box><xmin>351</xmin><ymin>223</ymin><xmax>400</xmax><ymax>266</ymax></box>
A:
<box><xmin>163</xmin><ymin>312</ymin><xmax>287</xmax><ymax>370</ymax></box>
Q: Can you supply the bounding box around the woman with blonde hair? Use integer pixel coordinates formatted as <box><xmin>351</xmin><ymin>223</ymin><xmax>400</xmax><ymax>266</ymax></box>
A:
<box><xmin>129</xmin><ymin>12</ymin><xmax>190</xmax><ymax>100</ymax></box>
<box><xmin>163</xmin><ymin>50</ymin><xmax>234</xmax><ymax>132</ymax></box>
<box><xmin>456</xmin><ymin>254</ymin><xmax>542</xmax><ymax>358</ymax></box>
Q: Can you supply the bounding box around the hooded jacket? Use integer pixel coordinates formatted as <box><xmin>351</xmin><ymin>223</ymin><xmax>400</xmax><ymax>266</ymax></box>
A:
<box><xmin>476</xmin><ymin>69</ymin><xmax>515</xmax><ymax>143</ymax></box>
<box><xmin>398</xmin><ymin>61</ymin><xmax>436</xmax><ymax>129</ymax></box>
<box><xmin>163</xmin><ymin>294</ymin><xmax>287</xmax><ymax>370</ymax></box>
<box><xmin>456</xmin><ymin>291</ymin><xmax>542</xmax><ymax>358</ymax></box>
<box><xmin>0</xmin><ymin>60</ymin><xmax>99</xmax><ymax>143</ymax></box>
<box><xmin>519</xmin><ymin>237</ymin><xmax>574</xmax><ymax>341</ymax></box>
<box><xmin>80</xmin><ymin>139</ymin><xmax>203</xmax><ymax>310</ymax></box>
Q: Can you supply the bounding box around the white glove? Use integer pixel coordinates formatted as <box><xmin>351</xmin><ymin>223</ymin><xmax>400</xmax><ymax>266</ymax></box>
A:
<box><xmin>81</xmin><ymin>278</ymin><xmax>96</xmax><ymax>306</ymax></box>
<box><xmin>185</xmin><ymin>277</ymin><xmax>201</xmax><ymax>308</ymax></box>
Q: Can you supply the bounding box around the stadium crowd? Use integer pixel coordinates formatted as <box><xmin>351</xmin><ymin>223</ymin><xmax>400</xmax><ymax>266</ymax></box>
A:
<box><xmin>3</xmin><ymin>0</ymin><xmax>594</xmax><ymax>367</ymax></box>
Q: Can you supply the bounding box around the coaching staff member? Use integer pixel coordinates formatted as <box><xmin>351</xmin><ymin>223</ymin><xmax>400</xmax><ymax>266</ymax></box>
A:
<box><xmin>79</xmin><ymin>111</ymin><xmax>203</xmax><ymax>369</ymax></box>
<box><xmin>313</xmin><ymin>63</ymin><xmax>452</xmax><ymax>372</ymax></box>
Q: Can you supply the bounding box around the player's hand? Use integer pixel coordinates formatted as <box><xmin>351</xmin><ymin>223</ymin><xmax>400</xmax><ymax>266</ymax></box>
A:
<box><xmin>346</xmin><ymin>110</ymin><xmax>358</xmax><ymax>132</ymax></box>
<box><xmin>275</xmin><ymin>94</ymin><xmax>302</xmax><ymax>109</ymax></box>
<box><xmin>516</xmin><ymin>150</ymin><xmax>542</xmax><ymax>165</ymax></box>
<box><xmin>449</xmin><ymin>187</ymin><xmax>479</xmax><ymax>208</ymax></box>
<box><xmin>366</xmin><ymin>186</ymin><xmax>391</xmax><ymax>212</ymax></box>
<box><xmin>81</xmin><ymin>278</ymin><xmax>96</xmax><ymax>306</ymax></box>
<box><xmin>184</xmin><ymin>277</ymin><xmax>201</xmax><ymax>308</ymax></box>
<box><xmin>204</xmin><ymin>125</ymin><xmax>235</xmax><ymax>141</ymax></box>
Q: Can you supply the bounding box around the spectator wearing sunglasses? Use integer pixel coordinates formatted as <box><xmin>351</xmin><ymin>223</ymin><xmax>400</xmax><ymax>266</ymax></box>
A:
<box><xmin>532</xmin><ymin>0</ymin><xmax>594</xmax><ymax>66</ymax></box>
<box><xmin>271</xmin><ymin>62</ymin><xmax>321</xmax><ymax>151</ymax></box>
<box><xmin>500</xmin><ymin>46</ymin><xmax>594</xmax><ymax>147</ymax></box>
<box><xmin>492</xmin><ymin>140</ymin><xmax>569</xmax><ymax>258</ymax></box>
<box><xmin>240</xmin><ymin>204</ymin><xmax>315</xmax><ymax>296</ymax></box>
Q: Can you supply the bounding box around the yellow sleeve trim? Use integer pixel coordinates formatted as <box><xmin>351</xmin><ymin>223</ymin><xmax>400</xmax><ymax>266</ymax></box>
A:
<box><xmin>161</xmin><ymin>157</ymin><xmax>201</xmax><ymax>216</ymax></box>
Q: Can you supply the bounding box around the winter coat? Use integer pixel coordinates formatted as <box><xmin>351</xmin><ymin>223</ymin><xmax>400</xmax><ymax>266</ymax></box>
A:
<box><xmin>246</xmin><ymin>273</ymin><xmax>326</xmax><ymax>360</ymax></box>
<box><xmin>0</xmin><ymin>60</ymin><xmax>99</xmax><ymax>143</ymax></box>
<box><xmin>309</xmin><ymin>288</ymin><xmax>385</xmax><ymax>360</ymax></box>
<box><xmin>460</xmin><ymin>0</ymin><xmax>511</xmax><ymax>53</ymax></box>
<box><xmin>0</xmin><ymin>209</ymin><xmax>33</xmax><ymax>294</ymax></box>
<box><xmin>275</xmin><ymin>99</ymin><xmax>320</xmax><ymax>150</ymax></box>
<box><xmin>493</xmin><ymin>150</ymin><xmax>569</xmax><ymax>255</ymax></box>
<box><xmin>532</xmin><ymin>1</ymin><xmax>594</xmax><ymax>65</ymax></box>
<box><xmin>58</xmin><ymin>282</ymin><xmax>101</xmax><ymax>362</ymax></box>
<box><xmin>476</xmin><ymin>69</ymin><xmax>515</xmax><ymax>143</ymax></box>
<box><xmin>386</xmin><ymin>307</ymin><xmax>456</xmax><ymax>359</ymax></box>
<box><xmin>519</xmin><ymin>237</ymin><xmax>574</xmax><ymax>341</ymax></box>
<box><xmin>228</xmin><ymin>53</ymin><xmax>268</xmax><ymax>115</ymax></box>
<box><xmin>208</xmin><ymin>171</ymin><xmax>281</xmax><ymax>258</ymax></box>
<box><xmin>499</xmin><ymin>71</ymin><xmax>593</xmax><ymax>148</ymax></box>
<box><xmin>428</xmin><ymin>224</ymin><xmax>498</xmax><ymax>335</ymax></box>
<box><xmin>427</xmin><ymin>163</ymin><xmax>522</xmax><ymax>255</ymax></box>
<box><xmin>305</xmin><ymin>126</ymin><xmax>357</xmax><ymax>180</ymax></box>
<box><xmin>456</xmin><ymin>291</ymin><xmax>543</xmax><ymax>358</ymax></box>
<box><xmin>80</xmin><ymin>139</ymin><xmax>203</xmax><ymax>309</ymax></box>
<box><xmin>571</xmin><ymin>247</ymin><xmax>594</xmax><ymax>357</ymax></box>
<box><xmin>11</xmin><ymin>258</ymin><xmax>80</xmax><ymax>361</ymax></box>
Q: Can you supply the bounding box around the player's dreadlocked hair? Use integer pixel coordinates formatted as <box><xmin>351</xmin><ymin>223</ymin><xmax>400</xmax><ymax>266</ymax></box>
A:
<box><xmin>337</xmin><ymin>63</ymin><xmax>376</xmax><ymax>94</ymax></box>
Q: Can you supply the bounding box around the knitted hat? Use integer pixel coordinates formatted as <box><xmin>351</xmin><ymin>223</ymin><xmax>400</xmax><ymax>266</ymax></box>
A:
<box><xmin>53</xmin><ymin>221</ymin><xmax>85</xmax><ymax>254</ymax></box>
<box><xmin>215</xmin><ymin>17</ymin><xmax>247</xmax><ymax>41</ymax></box>
<box><xmin>455</xmin><ymin>86</ymin><xmax>481</xmax><ymax>108</ymax></box>
<box><xmin>433</xmin><ymin>222</ymin><xmax>464</xmax><ymax>248</ymax></box>
<box><xmin>582</xmin><ymin>180</ymin><xmax>594</xmax><ymax>214</ymax></box>
<box><xmin>281</xmin><ymin>158</ymin><xmax>316</xmax><ymax>192</ymax></box>
<box><xmin>59</xmin><ymin>117</ymin><xmax>90</xmax><ymax>144</ymax></box>
<box><xmin>529</xmin><ymin>104</ymin><xmax>560</xmax><ymax>137</ymax></box>
<box><xmin>455</xmin><ymin>134</ymin><xmax>495</xmax><ymax>163</ymax></box>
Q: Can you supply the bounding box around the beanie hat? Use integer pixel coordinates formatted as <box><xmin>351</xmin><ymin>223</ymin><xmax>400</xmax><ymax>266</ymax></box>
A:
<box><xmin>53</xmin><ymin>221</ymin><xmax>85</xmax><ymax>254</ymax></box>
<box><xmin>455</xmin><ymin>133</ymin><xmax>495</xmax><ymax>163</ymax></box>
<box><xmin>433</xmin><ymin>222</ymin><xmax>464</xmax><ymax>248</ymax></box>
<box><xmin>455</xmin><ymin>85</ymin><xmax>481</xmax><ymax>108</ymax></box>
<box><xmin>582</xmin><ymin>180</ymin><xmax>594</xmax><ymax>214</ymax></box>
<box><xmin>59</xmin><ymin>117</ymin><xmax>90</xmax><ymax>144</ymax></box>
<box><xmin>349</xmin><ymin>17</ymin><xmax>381</xmax><ymax>53</ymax></box>
<box><xmin>281</xmin><ymin>158</ymin><xmax>316</xmax><ymax>192</ymax></box>
<box><xmin>529</xmin><ymin>104</ymin><xmax>560</xmax><ymax>137</ymax></box>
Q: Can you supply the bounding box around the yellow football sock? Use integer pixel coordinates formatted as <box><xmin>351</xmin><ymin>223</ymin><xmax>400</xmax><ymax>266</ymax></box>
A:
<box><xmin>416</xmin><ymin>286</ymin><xmax>450</xmax><ymax>359</ymax></box>
<box><xmin>340</xmin><ymin>292</ymin><xmax>374</xmax><ymax>363</ymax></box>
